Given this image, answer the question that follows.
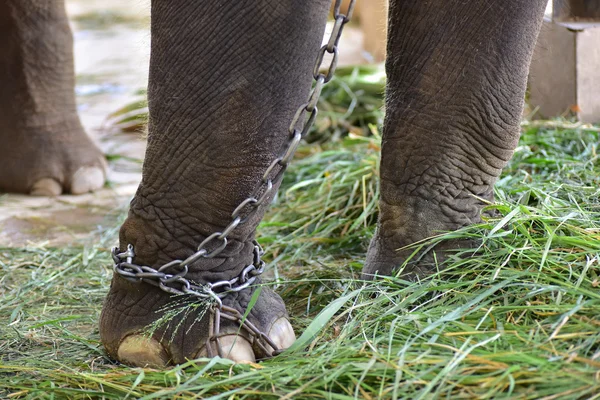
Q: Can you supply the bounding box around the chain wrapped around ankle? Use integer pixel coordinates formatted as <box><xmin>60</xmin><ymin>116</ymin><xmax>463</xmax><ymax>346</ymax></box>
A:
<box><xmin>112</xmin><ymin>241</ymin><xmax>282</xmax><ymax>357</ymax></box>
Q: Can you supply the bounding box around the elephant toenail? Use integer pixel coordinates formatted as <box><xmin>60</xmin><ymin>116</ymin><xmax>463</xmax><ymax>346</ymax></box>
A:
<box><xmin>117</xmin><ymin>335</ymin><xmax>170</xmax><ymax>368</ymax></box>
<box><xmin>30</xmin><ymin>178</ymin><xmax>62</xmax><ymax>196</ymax></box>
<box><xmin>70</xmin><ymin>166</ymin><xmax>105</xmax><ymax>194</ymax></box>
<box><xmin>196</xmin><ymin>334</ymin><xmax>256</xmax><ymax>363</ymax></box>
<box><xmin>267</xmin><ymin>317</ymin><xmax>296</xmax><ymax>350</ymax></box>
<box><xmin>217</xmin><ymin>335</ymin><xmax>255</xmax><ymax>363</ymax></box>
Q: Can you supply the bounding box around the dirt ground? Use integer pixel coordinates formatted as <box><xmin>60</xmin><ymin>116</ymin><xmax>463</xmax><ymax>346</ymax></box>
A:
<box><xmin>0</xmin><ymin>0</ymin><xmax>370</xmax><ymax>248</ymax></box>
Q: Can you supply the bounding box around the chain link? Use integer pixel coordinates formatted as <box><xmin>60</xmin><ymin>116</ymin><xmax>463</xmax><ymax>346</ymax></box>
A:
<box><xmin>113</xmin><ymin>242</ymin><xmax>265</xmax><ymax>305</ymax></box>
<box><xmin>112</xmin><ymin>0</ymin><xmax>356</xmax><ymax>359</ymax></box>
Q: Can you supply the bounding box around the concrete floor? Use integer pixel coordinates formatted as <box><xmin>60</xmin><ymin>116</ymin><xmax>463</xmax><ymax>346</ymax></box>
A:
<box><xmin>0</xmin><ymin>0</ymin><xmax>372</xmax><ymax>247</ymax></box>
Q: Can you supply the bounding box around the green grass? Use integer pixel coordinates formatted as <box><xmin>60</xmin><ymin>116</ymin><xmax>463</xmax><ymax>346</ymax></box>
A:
<box><xmin>1</xmin><ymin>67</ymin><xmax>600</xmax><ymax>399</ymax></box>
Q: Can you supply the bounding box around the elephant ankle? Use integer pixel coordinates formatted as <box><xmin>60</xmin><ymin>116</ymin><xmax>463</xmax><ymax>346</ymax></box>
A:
<box><xmin>104</xmin><ymin>206</ymin><xmax>292</xmax><ymax>366</ymax></box>
<box><xmin>117</xmin><ymin>210</ymin><xmax>259</xmax><ymax>284</ymax></box>
<box><xmin>362</xmin><ymin>196</ymin><xmax>485</xmax><ymax>278</ymax></box>
<box><xmin>363</xmin><ymin>228</ymin><xmax>479</xmax><ymax>279</ymax></box>
<box><xmin>380</xmin><ymin>195</ymin><xmax>485</xmax><ymax>241</ymax></box>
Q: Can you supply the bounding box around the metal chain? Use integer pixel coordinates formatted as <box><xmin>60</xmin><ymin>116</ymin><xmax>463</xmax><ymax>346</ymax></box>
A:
<box><xmin>112</xmin><ymin>0</ymin><xmax>356</xmax><ymax>359</ymax></box>
<box><xmin>112</xmin><ymin>242</ymin><xmax>266</xmax><ymax>309</ymax></box>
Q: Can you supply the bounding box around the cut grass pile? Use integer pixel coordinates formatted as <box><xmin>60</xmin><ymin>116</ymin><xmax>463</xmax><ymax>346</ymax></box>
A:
<box><xmin>1</xmin><ymin>67</ymin><xmax>600</xmax><ymax>399</ymax></box>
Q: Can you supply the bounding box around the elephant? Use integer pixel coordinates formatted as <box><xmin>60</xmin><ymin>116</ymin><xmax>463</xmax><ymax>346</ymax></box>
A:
<box><xmin>0</xmin><ymin>0</ymin><xmax>549</xmax><ymax>366</ymax></box>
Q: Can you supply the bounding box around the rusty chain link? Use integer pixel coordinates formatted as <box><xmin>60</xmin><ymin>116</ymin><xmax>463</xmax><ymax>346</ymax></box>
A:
<box><xmin>112</xmin><ymin>0</ymin><xmax>356</xmax><ymax>359</ymax></box>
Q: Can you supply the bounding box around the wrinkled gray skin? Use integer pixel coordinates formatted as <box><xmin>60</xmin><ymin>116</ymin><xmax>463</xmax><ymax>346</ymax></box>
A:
<box><xmin>0</xmin><ymin>1</ymin><xmax>106</xmax><ymax>195</ymax></box>
<box><xmin>0</xmin><ymin>0</ymin><xmax>548</xmax><ymax>366</ymax></box>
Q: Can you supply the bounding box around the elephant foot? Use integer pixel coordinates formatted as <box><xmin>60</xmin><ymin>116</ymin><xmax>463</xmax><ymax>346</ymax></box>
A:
<box><xmin>100</xmin><ymin>216</ymin><xmax>295</xmax><ymax>366</ymax></box>
<box><xmin>0</xmin><ymin>0</ymin><xmax>106</xmax><ymax>195</ymax></box>
<box><xmin>363</xmin><ymin>228</ymin><xmax>478</xmax><ymax>279</ymax></box>
<box><xmin>0</xmin><ymin>120</ymin><xmax>106</xmax><ymax>195</ymax></box>
<box><xmin>100</xmin><ymin>275</ymin><xmax>295</xmax><ymax>367</ymax></box>
<box><xmin>362</xmin><ymin>196</ymin><xmax>485</xmax><ymax>279</ymax></box>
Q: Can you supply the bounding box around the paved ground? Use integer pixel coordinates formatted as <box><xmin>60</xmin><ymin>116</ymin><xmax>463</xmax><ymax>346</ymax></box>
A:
<box><xmin>0</xmin><ymin>0</ymin><xmax>371</xmax><ymax>248</ymax></box>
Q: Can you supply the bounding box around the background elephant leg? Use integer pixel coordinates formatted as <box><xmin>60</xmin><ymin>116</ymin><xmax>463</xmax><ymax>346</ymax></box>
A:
<box><xmin>0</xmin><ymin>1</ymin><xmax>106</xmax><ymax>195</ymax></box>
<box><xmin>101</xmin><ymin>0</ymin><xmax>331</xmax><ymax>365</ymax></box>
<box><xmin>363</xmin><ymin>0</ymin><xmax>548</xmax><ymax>278</ymax></box>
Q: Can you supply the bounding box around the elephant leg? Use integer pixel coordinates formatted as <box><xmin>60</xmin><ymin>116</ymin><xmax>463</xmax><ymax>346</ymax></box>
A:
<box><xmin>0</xmin><ymin>1</ymin><xmax>106</xmax><ymax>195</ymax></box>
<box><xmin>100</xmin><ymin>0</ymin><xmax>331</xmax><ymax>366</ymax></box>
<box><xmin>363</xmin><ymin>0</ymin><xmax>548</xmax><ymax>278</ymax></box>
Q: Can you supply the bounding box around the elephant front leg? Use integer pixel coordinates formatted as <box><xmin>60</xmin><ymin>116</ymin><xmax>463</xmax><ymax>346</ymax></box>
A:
<box><xmin>0</xmin><ymin>1</ymin><xmax>106</xmax><ymax>195</ymax></box>
<box><xmin>99</xmin><ymin>0</ymin><xmax>331</xmax><ymax>366</ymax></box>
<box><xmin>363</xmin><ymin>0</ymin><xmax>549</xmax><ymax>278</ymax></box>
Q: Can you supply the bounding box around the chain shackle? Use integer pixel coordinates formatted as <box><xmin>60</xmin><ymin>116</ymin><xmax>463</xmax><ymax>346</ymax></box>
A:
<box><xmin>112</xmin><ymin>243</ymin><xmax>265</xmax><ymax>300</ymax></box>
